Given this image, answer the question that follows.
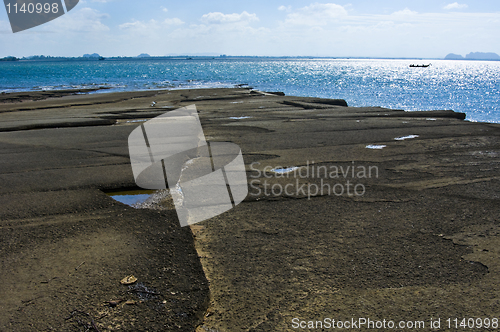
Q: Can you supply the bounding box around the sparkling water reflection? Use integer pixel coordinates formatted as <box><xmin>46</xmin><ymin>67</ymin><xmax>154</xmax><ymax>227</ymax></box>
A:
<box><xmin>1</xmin><ymin>58</ymin><xmax>498</xmax><ymax>123</ymax></box>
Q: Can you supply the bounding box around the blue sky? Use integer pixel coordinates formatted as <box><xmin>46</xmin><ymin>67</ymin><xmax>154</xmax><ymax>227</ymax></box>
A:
<box><xmin>1</xmin><ymin>0</ymin><xmax>499</xmax><ymax>58</ymax></box>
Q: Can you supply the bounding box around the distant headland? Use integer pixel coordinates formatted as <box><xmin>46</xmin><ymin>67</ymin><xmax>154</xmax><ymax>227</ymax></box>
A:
<box><xmin>445</xmin><ymin>52</ymin><xmax>500</xmax><ymax>61</ymax></box>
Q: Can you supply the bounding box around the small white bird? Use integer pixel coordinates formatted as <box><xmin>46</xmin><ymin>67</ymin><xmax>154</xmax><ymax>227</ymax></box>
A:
<box><xmin>151</xmin><ymin>101</ymin><xmax>156</xmax><ymax>107</ymax></box>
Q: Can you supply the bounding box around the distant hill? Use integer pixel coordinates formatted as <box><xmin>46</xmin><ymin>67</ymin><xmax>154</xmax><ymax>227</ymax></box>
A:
<box><xmin>137</xmin><ymin>53</ymin><xmax>151</xmax><ymax>58</ymax></box>
<box><xmin>83</xmin><ymin>53</ymin><xmax>101</xmax><ymax>58</ymax></box>
<box><xmin>0</xmin><ymin>56</ymin><xmax>19</xmax><ymax>61</ymax></box>
<box><xmin>445</xmin><ymin>52</ymin><xmax>500</xmax><ymax>60</ymax></box>
<box><xmin>444</xmin><ymin>53</ymin><xmax>464</xmax><ymax>60</ymax></box>
<box><xmin>466</xmin><ymin>52</ymin><xmax>500</xmax><ymax>60</ymax></box>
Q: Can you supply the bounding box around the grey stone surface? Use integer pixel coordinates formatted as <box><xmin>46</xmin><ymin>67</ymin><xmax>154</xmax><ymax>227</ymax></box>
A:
<box><xmin>0</xmin><ymin>88</ymin><xmax>499</xmax><ymax>331</ymax></box>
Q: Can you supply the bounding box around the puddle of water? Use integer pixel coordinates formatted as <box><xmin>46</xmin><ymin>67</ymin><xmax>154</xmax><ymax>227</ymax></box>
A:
<box><xmin>107</xmin><ymin>156</ymin><xmax>202</xmax><ymax>210</ymax></box>
<box><xmin>107</xmin><ymin>189</ymin><xmax>156</xmax><ymax>206</ymax></box>
<box><xmin>366</xmin><ymin>144</ymin><xmax>387</xmax><ymax>150</ymax></box>
<box><xmin>271</xmin><ymin>167</ymin><xmax>300</xmax><ymax>174</ymax></box>
<box><xmin>426</xmin><ymin>118</ymin><xmax>437</xmax><ymax>121</ymax></box>
<box><xmin>229</xmin><ymin>116</ymin><xmax>252</xmax><ymax>120</ymax></box>
<box><xmin>394</xmin><ymin>135</ymin><xmax>419</xmax><ymax>141</ymax></box>
<box><xmin>107</xmin><ymin>186</ymin><xmax>183</xmax><ymax>210</ymax></box>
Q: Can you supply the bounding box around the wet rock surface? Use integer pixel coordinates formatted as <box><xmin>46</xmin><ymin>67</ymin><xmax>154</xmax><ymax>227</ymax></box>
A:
<box><xmin>0</xmin><ymin>88</ymin><xmax>499</xmax><ymax>331</ymax></box>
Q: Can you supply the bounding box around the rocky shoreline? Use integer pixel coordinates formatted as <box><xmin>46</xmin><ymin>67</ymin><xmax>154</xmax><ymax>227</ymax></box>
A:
<box><xmin>0</xmin><ymin>88</ymin><xmax>499</xmax><ymax>331</ymax></box>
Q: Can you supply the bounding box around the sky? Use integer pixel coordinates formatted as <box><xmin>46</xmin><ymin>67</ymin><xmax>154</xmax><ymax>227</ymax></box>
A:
<box><xmin>1</xmin><ymin>0</ymin><xmax>499</xmax><ymax>58</ymax></box>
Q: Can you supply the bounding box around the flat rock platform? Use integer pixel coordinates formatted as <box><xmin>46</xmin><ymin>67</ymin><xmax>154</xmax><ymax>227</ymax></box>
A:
<box><xmin>0</xmin><ymin>88</ymin><xmax>499</xmax><ymax>331</ymax></box>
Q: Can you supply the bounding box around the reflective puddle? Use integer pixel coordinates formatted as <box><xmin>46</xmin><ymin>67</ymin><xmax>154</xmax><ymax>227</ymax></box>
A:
<box><xmin>106</xmin><ymin>189</ymin><xmax>156</xmax><ymax>207</ymax></box>
<box><xmin>106</xmin><ymin>189</ymin><xmax>177</xmax><ymax>210</ymax></box>
<box><xmin>271</xmin><ymin>167</ymin><xmax>300</xmax><ymax>174</ymax></box>
<box><xmin>366</xmin><ymin>144</ymin><xmax>387</xmax><ymax>150</ymax></box>
<box><xmin>229</xmin><ymin>116</ymin><xmax>252</xmax><ymax>120</ymax></box>
<box><xmin>395</xmin><ymin>135</ymin><xmax>419</xmax><ymax>141</ymax></box>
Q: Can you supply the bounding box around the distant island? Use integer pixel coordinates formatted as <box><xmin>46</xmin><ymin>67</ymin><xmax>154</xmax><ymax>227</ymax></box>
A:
<box><xmin>445</xmin><ymin>52</ymin><xmax>500</xmax><ymax>60</ymax></box>
<box><xmin>0</xmin><ymin>56</ymin><xmax>19</xmax><ymax>61</ymax></box>
<box><xmin>83</xmin><ymin>53</ymin><xmax>102</xmax><ymax>58</ymax></box>
<box><xmin>0</xmin><ymin>54</ymin><xmax>107</xmax><ymax>61</ymax></box>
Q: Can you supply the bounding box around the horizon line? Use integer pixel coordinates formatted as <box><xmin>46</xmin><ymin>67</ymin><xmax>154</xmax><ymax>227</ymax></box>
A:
<box><xmin>3</xmin><ymin>55</ymin><xmax>500</xmax><ymax>62</ymax></box>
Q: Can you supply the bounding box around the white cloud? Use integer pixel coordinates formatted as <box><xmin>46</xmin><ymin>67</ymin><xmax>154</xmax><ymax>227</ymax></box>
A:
<box><xmin>444</xmin><ymin>2</ymin><xmax>468</xmax><ymax>10</ymax></box>
<box><xmin>201</xmin><ymin>11</ymin><xmax>259</xmax><ymax>25</ymax></box>
<box><xmin>392</xmin><ymin>8</ymin><xmax>418</xmax><ymax>16</ymax></box>
<box><xmin>43</xmin><ymin>7</ymin><xmax>110</xmax><ymax>32</ymax></box>
<box><xmin>119</xmin><ymin>17</ymin><xmax>184</xmax><ymax>30</ymax></box>
<box><xmin>278</xmin><ymin>5</ymin><xmax>292</xmax><ymax>12</ymax></box>
<box><xmin>161</xmin><ymin>6</ymin><xmax>168</xmax><ymax>13</ymax></box>
<box><xmin>164</xmin><ymin>18</ymin><xmax>184</xmax><ymax>26</ymax></box>
<box><xmin>119</xmin><ymin>20</ymin><xmax>148</xmax><ymax>30</ymax></box>
<box><xmin>284</xmin><ymin>3</ymin><xmax>348</xmax><ymax>26</ymax></box>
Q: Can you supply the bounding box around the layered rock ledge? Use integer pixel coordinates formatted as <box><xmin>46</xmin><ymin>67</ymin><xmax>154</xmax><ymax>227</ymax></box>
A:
<box><xmin>0</xmin><ymin>88</ymin><xmax>499</xmax><ymax>331</ymax></box>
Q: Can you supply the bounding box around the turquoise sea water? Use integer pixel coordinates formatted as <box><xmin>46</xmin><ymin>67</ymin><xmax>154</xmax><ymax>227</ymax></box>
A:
<box><xmin>1</xmin><ymin>58</ymin><xmax>499</xmax><ymax>123</ymax></box>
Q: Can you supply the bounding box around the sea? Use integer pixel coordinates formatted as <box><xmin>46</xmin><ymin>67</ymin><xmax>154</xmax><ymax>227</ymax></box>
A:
<box><xmin>1</xmin><ymin>58</ymin><xmax>499</xmax><ymax>123</ymax></box>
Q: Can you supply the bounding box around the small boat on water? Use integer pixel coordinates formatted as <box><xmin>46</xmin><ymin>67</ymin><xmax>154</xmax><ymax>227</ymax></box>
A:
<box><xmin>409</xmin><ymin>63</ymin><xmax>431</xmax><ymax>68</ymax></box>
